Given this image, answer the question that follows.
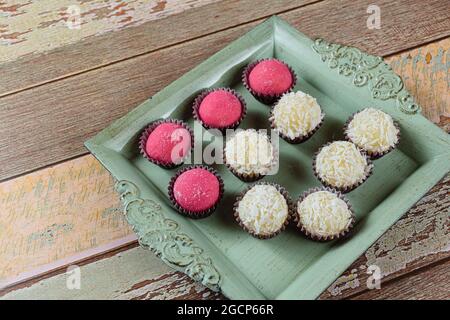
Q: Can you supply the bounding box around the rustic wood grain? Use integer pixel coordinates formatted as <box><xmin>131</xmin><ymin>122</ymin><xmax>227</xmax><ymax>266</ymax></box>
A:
<box><xmin>1</xmin><ymin>0</ymin><xmax>449</xmax><ymax>181</ymax></box>
<box><xmin>0</xmin><ymin>155</ymin><xmax>133</xmax><ymax>280</ymax></box>
<box><xmin>386</xmin><ymin>38</ymin><xmax>450</xmax><ymax>126</ymax></box>
<box><xmin>350</xmin><ymin>259</ymin><xmax>450</xmax><ymax>300</ymax></box>
<box><xmin>0</xmin><ymin>0</ymin><xmax>218</xmax><ymax>63</ymax></box>
<box><xmin>0</xmin><ymin>246</ymin><xmax>223</xmax><ymax>300</ymax></box>
<box><xmin>0</xmin><ymin>0</ymin><xmax>316</xmax><ymax>96</ymax></box>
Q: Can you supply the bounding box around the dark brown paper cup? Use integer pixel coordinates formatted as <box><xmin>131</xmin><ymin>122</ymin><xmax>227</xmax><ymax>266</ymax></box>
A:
<box><xmin>233</xmin><ymin>182</ymin><xmax>293</xmax><ymax>239</ymax></box>
<box><xmin>192</xmin><ymin>87</ymin><xmax>247</xmax><ymax>133</ymax></box>
<box><xmin>343</xmin><ymin>109</ymin><xmax>401</xmax><ymax>159</ymax></box>
<box><xmin>139</xmin><ymin>119</ymin><xmax>194</xmax><ymax>169</ymax></box>
<box><xmin>294</xmin><ymin>187</ymin><xmax>355</xmax><ymax>242</ymax></box>
<box><xmin>168</xmin><ymin>165</ymin><xmax>224</xmax><ymax>219</ymax></box>
<box><xmin>312</xmin><ymin>141</ymin><xmax>374</xmax><ymax>193</ymax></box>
<box><xmin>242</xmin><ymin>58</ymin><xmax>297</xmax><ymax>106</ymax></box>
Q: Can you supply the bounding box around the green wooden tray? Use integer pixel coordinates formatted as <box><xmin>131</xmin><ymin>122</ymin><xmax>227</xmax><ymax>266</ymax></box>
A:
<box><xmin>85</xmin><ymin>16</ymin><xmax>450</xmax><ymax>300</ymax></box>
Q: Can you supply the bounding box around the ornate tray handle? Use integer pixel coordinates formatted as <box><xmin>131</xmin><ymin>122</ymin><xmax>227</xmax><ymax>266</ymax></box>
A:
<box><xmin>312</xmin><ymin>38</ymin><xmax>420</xmax><ymax>115</ymax></box>
<box><xmin>115</xmin><ymin>180</ymin><xmax>221</xmax><ymax>291</ymax></box>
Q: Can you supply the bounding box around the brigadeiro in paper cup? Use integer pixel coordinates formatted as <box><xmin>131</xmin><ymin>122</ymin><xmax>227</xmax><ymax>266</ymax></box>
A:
<box><xmin>242</xmin><ymin>58</ymin><xmax>297</xmax><ymax>105</ymax></box>
<box><xmin>312</xmin><ymin>141</ymin><xmax>373</xmax><ymax>193</ymax></box>
<box><xmin>343</xmin><ymin>108</ymin><xmax>401</xmax><ymax>159</ymax></box>
<box><xmin>193</xmin><ymin>88</ymin><xmax>247</xmax><ymax>133</ymax></box>
<box><xmin>269</xmin><ymin>90</ymin><xmax>325</xmax><ymax>144</ymax></box>
<box><xmin>294</xmin><ymin>187</ymin><xmax>355</xmax><ymax>242</ymax></box>
<box><xmin>234</xmin><ymin>182</ymin><xmax>293</xmax><ymax>239</ymax></box>
<box><xmin>139</xmin><ymin>119</ymin><xmax>193</xmax><ymax>169</ymax></box>
<box><xmin>223</xmin><ymin>129</ymin><xmax>278</xmax><ymax>182</ymax></box>
<box><xmin>168</xmin><ymin>165</ymin><xmax>224</xmax><ymax>219</ymax></box>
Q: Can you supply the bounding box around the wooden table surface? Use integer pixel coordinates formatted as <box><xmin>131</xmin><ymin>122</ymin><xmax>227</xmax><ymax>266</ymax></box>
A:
<box><xmin>0</xmin><ymin>0</ymin><xmax>449</xmax><ymax>300</ymax></box>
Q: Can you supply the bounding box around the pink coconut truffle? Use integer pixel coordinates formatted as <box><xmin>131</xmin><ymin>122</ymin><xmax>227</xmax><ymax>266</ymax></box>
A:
<box><xmin>198</xmin><ymin>90</ymin><xmax>243</xmax><ymax>128</ymax></box>
<box><xmin>248</xmin><ymin>59</ymin><xmax>293</xmax><ymax>95</ymax></box>
<box><xmin>145</xmin><ymin>122</ymin><xmax>191</xmax><ymax>165</ymax></box>
<box><xmin>173</xmin><ymin>168</ymin><xmax>220</xmax><ymax>212</ymax></box>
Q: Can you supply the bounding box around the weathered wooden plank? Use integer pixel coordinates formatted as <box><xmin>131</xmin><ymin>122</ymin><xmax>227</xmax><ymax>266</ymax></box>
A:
<box><xmin>386</xmin><ymin>38</ymin><xmax>450</xmax><ymax>127</ymax></box>
<box><xmin>350</xmin><ymin>259</ymin><xmax>450</xmax><ymax>300</ymax></box>
<box><xmin>0</xmin><ymin>0</ymin><xmax>316</xmax><ymax>96</ymax></box>
<box><xmin>0</xmin><ymin>0</ymin><xmax>218</xmax><ymax>63</ymax></box>
<box><xmin>0</xmin><ymin>155</ymin><xmax>133</xmax><ymax>280</ymax></box>
<box><xmin>1</xmin><ymin>0</ymin><xmax>449</xmax><ymax>181</ymax></box>
<box><xmin>0</xmin><ymin>246</ymin><xmax>223</xmax><ymax>300</ymax></box>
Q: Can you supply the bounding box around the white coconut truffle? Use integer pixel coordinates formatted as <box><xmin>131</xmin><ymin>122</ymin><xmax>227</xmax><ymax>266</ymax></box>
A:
<box><xmin>346</xmin><ymin>108</ymin><xmax>399</xmax><ymax>154</ymax></box>
<box><xmin>237</xmin><ymin>184</ymin><xmax>289</xmax><ymax>236</ymax></box>
<box><xmin>225</xmin><ymin>129</ymin><xmax>275</xmax><ymax>175</ymax></box>
<box><xmin>297</xmin><ymin>190</ymin><xmax>353</xmax><ymax>237</ymax></box>
<box><xmin>270</xmin><ymin>91</ymin><xmax>323</xmax><ymax>139</ymax></box>
<box><xmin>315</xmin><ymin>141</ymin><xmax>371</xmax><ymax>189</ymax></box>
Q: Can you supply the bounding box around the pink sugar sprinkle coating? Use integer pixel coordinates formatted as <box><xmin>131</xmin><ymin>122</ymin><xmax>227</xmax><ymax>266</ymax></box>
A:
<box><xmin>248</xmin><ymin>59</ymin><xmax>293</xmax><ymax>95</ymax></box>
<box><xmin>198</xmin><ymin>90</ymin><xmax>243</xmax><ymax>128</ymax></box>
<box><xmin>173</xmin><ymin>168</ymin><xmax>220</xmax><ymax>212</ymax></box>
<box><xmin>145</xmin><ymin>122</ymin><xmax>191</xmax><ymax>164</ymax></box>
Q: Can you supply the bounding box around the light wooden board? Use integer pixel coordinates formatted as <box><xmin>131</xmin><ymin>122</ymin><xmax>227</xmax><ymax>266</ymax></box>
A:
<box><xmin>0</xmin><ymin>246</ymin><xmax>222</xmax><ymax>300</ymax></box>
<box><xmin>386</xmin><ymin>38</ymin><xmax>450</xmax><ymax>126</ymax></box>
<box><xmin>1</xmin><ymin>0</ymin><xmax>450</xmax><ymax>181</ymax></box>
<box><xmin>0</xmin><ymin>155</ymin><xmax>133</xmax><ymax>280</ymax></box>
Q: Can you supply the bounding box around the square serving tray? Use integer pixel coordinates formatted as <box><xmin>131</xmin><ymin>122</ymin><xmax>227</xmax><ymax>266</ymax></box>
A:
<box><xmin>85</xmin><ymin>16</ymin><xmax>450</xmax><ymax>300</ymax></box>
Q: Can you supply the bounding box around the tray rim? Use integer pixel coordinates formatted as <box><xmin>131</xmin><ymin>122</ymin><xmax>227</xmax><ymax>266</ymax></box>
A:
<box><xmin>85</xmin><ymin>16</ymin><xmax>450</xmax><ymax>300</ymax></box>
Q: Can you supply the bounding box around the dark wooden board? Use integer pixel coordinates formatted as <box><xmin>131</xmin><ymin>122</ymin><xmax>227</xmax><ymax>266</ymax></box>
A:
<box><xmin>351</xmin><ymin>259</ymin><xmax>450</xmax><ymax>300</ymax></box>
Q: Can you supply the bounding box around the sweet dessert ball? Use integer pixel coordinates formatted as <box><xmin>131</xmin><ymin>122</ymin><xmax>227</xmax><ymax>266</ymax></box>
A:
<box><xmin>168</xmin><ymin>165</ymin><xmax>224</xmax><ymax>218</ymax></box>
<box><xmin>270</xmin><ymin>91</ymin><xmax>324</xmax><ymax>143</ymax></box>
<box><xmin>193</xmin><ymin>88</ymin><xmax>246</xmax><ymax>131</ymax></box>
<box><xmin>243</xmin><ymin>58</ymin><xmax>296</xmax><ymax>105</ymax></box>
<box><xmin>345</xmin><ymin>108</ymin><xmax>400</xmax><ymax>159</ymax></box>
<box><xmin>295</xmin><ymin>188</ymin><xmax>355</xmax><ymax>241</ymax></box>
<box><xmin>313</xmin><ymin>141</ymin><xmax>373</xmax><ymax>192</ymax></box>
<box><xmin>139</xmin><ymin>119</ymin><xmax>193</xmax><ymax>168</ymax></box>
<box><xmin>224</xmin><ymin>129</ymin><xmax>276</xmax><ymax>182</ymax></box>
<box><xmin>234</xmin><ymin>183</ymin><xmax>291</xmax><ymax>239</ymax></box>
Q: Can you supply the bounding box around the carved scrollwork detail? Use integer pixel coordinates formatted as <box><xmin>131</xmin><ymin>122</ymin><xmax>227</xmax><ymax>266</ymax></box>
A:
<box><xmin>312</xmin><ymin>38</ymin><xmax>420</xmax><ymax>114</ymax></box>
<box><xmin>114</xmin><ymin>180</ymin><xmax>221</xmax><ymax>291</ymax></box>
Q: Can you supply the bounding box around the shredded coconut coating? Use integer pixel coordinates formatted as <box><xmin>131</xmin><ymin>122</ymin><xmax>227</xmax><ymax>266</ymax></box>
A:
<box><xmin>347</xmin><ymin>108</ymin><xmax>399</xmax><ymax>153</ymax></box>
<box><xmin>270</xmin><ymin>91</ymin><xmax>323</xmax><ymax>139</ymax></box>
<box><xmin>316</xmin><ymin>141</ymin><xmax>370</xmax><ymax>188</ymax></box>
<box><xmin>225</xmin><ymin>129</ymin><xmax>275</xmax><ymax>175</ymax></box>
<box><xmin>237</xmin><ymin>185</ymin><xmax>289</xmax><ymax>235</ymax></box>
<box><xmin>297</xmin><ymin>191</ymin><xmax>352</xmax><ymax>237</ymax></box>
